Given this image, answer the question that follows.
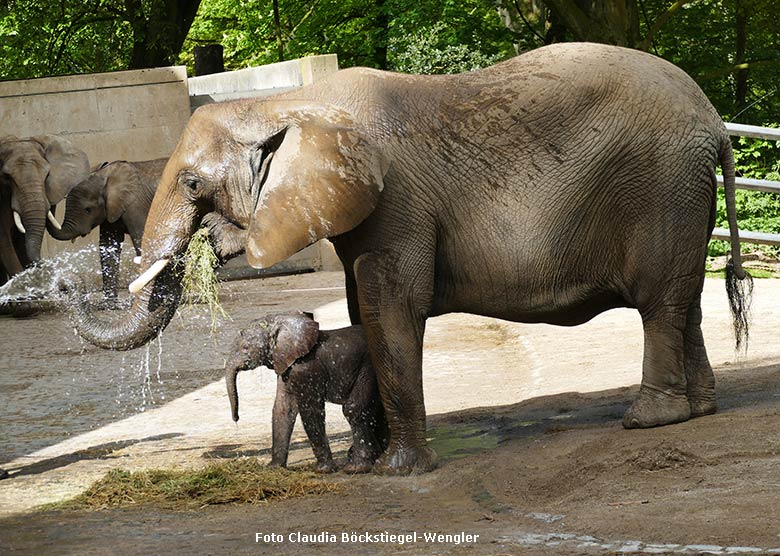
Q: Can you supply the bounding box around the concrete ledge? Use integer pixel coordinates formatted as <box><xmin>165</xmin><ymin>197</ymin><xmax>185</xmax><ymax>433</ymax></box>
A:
<box><xmin>0</xmin><ymin>66</ymin><xmax>190</xmax><ymax>164</ymax></box>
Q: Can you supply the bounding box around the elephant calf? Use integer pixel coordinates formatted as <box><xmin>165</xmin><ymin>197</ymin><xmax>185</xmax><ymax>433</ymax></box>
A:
<box><xmin>47</xmin><ymin>159</ymin><xmax>165</xmax><ymax>305</ymax></box>
<box><xmin>225</xmin><ymin>312</ymin><xmax>388</xmax><ymax>473</ymax></box>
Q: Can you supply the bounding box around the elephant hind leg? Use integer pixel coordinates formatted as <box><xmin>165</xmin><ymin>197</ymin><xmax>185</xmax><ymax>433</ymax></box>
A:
<box><xmin>624</xmin><ymin>302</ymin><xmax>691</xmax><ymax>429</ymax></box>
<box><xmin>683</xmin><ymin>295</ymin><xmax>716</xmax><ymax>417</ymax></box>
<box><xmin>341</xmin><ymin>365</ymin><xmax>390</xmax><ymax>474</ymax></box>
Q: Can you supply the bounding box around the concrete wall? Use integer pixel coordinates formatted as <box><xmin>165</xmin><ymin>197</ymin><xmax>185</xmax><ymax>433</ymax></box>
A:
<box><xmin>0</xmin><ymin>66</ymin><xmax>190</xmax><ymax>163</ymax></box>
<box><xmin>189</xmin><ymin>54</ymin><xmax>338</xmax><ymax>108</ymax></box>
<box><xmin>0</xmin><ymin>67</ymin><xmax>191</xmax><ymax>259</ymax></box>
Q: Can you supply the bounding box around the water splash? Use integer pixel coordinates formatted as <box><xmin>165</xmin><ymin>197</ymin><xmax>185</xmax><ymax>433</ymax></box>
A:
<box><xmin>0</xmin><ymin>245</ymin><xmax>102</xmax><ymax>306</ymax></box>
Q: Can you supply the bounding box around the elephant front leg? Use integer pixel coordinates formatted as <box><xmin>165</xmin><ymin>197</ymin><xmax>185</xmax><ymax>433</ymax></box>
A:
<box><xmin>624</xmin><ymin>311</ymin><xmax>691</xmax><ymax>429</ymax></box>
<box><xmin>340</xmin><ymin>367</ymin><xmax>388</xmax><ymax>474</ymax></box>
<box><xmin>270</xmin><ymin>376</ymin><xmax>298</xmax><ymax>467</ymax></box>
<box><xmin>98</xmin><ymin>223</ymin><xmax>124</xmax><ymax>308</ymax></box>
<box><xmin>354</xmin><ymin>251</ymin><xmax>437</xmax><ymax>475</ymax></box>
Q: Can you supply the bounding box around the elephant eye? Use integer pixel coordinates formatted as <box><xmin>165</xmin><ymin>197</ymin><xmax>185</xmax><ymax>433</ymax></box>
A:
<box><xmin>178</xmin><ymin>172</ymin><xmax>203</xmax><ymax>195</ymax></box>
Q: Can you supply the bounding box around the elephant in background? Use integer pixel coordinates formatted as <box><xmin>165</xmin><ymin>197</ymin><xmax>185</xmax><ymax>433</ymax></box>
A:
<box><xmin>68</xmin><ymin>43</ymin><xmax>753</xmax><ymax>475</ymax></box>
<box><xmin>0</xmin><ymin>135</ymin><xmax>89</xmax><ymax>282</ymax></box>
<box><xmin>225</xmin><ymin>312</ymin><xmax>388</xmax><ymax>473</ymax></box>
<box><xmin>47</xmin><ymin>158</ymin><xmax>165</xmax><ymax>304</ymax></box>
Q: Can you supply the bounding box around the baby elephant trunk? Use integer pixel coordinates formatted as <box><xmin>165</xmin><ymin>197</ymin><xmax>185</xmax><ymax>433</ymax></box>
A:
<box><xmin>225</xmin><ymin>363</ymin><xmax>241</xmax><ymax>422</ymax></box>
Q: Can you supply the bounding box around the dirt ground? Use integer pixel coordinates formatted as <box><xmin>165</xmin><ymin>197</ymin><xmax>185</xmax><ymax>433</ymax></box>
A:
<box><xmin>2</xmin><ymin>269</ymin><xmax>780</xmax><ymax>555</ymax></box>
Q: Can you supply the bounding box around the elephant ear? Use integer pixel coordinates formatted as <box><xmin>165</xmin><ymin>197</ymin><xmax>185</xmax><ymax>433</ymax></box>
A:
<box><xmin>246</xmin><ymin>104</ymin><xmax>385</xmax><ymax>269</ymax></box>
<box><xmin>103</xmin><ymin>162</ymin><xmax>140</xmax><ymax>223</ymax></box>
<box><xmin>32</xmin><ymin>135</ymin><xmax>90</xmax><ymax>204</ymax></box>
<box><xmin>272</xmin><ymin>313</ymin><xmax>320</xmax><ymax>374</ymax></box>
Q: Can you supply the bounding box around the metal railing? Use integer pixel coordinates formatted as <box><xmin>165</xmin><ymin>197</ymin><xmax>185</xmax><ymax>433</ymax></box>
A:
<box><xmin>711</xmin><ymin>122</ymin><xmax>780</xmax><ymax>247</ymax></box>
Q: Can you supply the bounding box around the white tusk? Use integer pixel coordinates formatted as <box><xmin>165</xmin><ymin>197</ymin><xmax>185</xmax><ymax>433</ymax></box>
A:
<box><xmin>129</xmin><ymin>258</ymin><xmax>169</xmax><ymax>294</ymax></box>
<box><xmin>13</xmin><ymin>211</ymin><xmax>26</xmax><ymax>234</ymax></box>
<box><xmin>133</xmin><ymin>256</ymin><xmax>142</xmax><ymax>265</ymax></box>
<box><xmin>47</xmin><ymin>211</ymin><xmax>62</xmax><ymax>230</ymax></box>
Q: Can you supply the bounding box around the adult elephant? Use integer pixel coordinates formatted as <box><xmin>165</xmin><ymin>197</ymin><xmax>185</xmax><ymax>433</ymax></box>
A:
<box><xmin>0</xmin><ymin>135</ymin><xmax>89</xmax><ymax>280</ymax></box>
<box><xmin>68</xmin><ymin>43</ymin><xmax>752</xmax><ymax>475</ymax></box>
<box><xmin>46</xmin><ymin>159</ymin><xmax>166</xmax><ymax>304</ymax></box>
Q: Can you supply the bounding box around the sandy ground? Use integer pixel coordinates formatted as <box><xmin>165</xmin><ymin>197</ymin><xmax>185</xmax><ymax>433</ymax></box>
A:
<box><xmin>2</xmin><ymin>271</ymin><xmax>780</xmax><ymax>555</ymax></box>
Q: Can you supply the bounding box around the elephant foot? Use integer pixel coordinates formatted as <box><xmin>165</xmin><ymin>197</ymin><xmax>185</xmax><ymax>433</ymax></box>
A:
<box><xmin>687</xmin><ymin>388</ymin><xmax>717</xmax><ymax>418</ymax></box>
<box><xmin>314</xmin><ymin>459</ymin><xmax>338</xmax><ymax>474</ymax></box>
<box><xmin>686</xmin><ymin>377</ymin><xmax>717</xmax><ymax>418</ymax></box>
<box><xmin>623</xmin><ymin>386</ymin><xmax>691</xmax><ymax>429</ymax></box>
<box><xmin>373</xmin><ymin>444</ymin><xmax>438</xmax><ymax>476</ymax></box>
<box><xmin>342</xmin><ymin>445</ymin><xmax>380</xmax><ymax>474</ymax></box>
<box><xmin>267</xmin><ymin>459</ymin><xmax>286</xmax><ymax>469</ymax></box>
<box><xmin>341</xmin><ymin>460</ymin><xmax>374</xmax><ymax>474</ymax></box>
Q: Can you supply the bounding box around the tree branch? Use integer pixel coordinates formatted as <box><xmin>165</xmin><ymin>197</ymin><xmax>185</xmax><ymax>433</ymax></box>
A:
<box><xmin>639</xmin><ymin>0</ymin><xmax>696</xmax><ymax>51</ymax></box>
<box><xmin>511</xmin><ymin>0</ymin><xmax>546</xmax><ymax>44</ymax></box>
<box><xmin>699</xmin><ymin>59</ymin><xmax>780</xmax><ymax>80</ymax></box>
<box><xmin>544</xmin><ymin>0</ymin><xmax>601</xmax><ymax>42</ymax></box>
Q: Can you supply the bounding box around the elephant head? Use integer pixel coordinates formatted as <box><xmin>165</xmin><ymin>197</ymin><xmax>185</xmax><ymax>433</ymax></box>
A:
<box><xmin>225</xmin><ymin>312</ymin><xmax>319</xmax><ymax>422</ymax></box>
<box><xmin>0</xmin><ymin>135</ymin><xmax>89</xmax><ymax>266</ymax></box>
<box><xmin>47</xmin><ymin>161</ymin><xmax>153</xmax><ymax>243</ymax></box>
<box><xmin>68</xmin><ymin>100</ymin><xmax>385</xmax><ymax>350</ymax></box>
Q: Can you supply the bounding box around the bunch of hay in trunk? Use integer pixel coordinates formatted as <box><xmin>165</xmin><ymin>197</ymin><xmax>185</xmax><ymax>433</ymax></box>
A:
<box><xmin>178</xmin><ymin>227</ymin><xmax>228</xmax><ymax>331</ymax></box>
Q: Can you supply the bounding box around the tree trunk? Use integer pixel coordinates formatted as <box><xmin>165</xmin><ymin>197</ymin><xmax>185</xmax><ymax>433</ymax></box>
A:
<box><xmin>734</xmin><ymin>0</ymin><xmax>749</xmax><ymax>112</ymax></box>
<box><xmin>374</xmin><ymin>0</ymin><xmax>388</xmax><ymax>70</ymax></box>
<box><xmin>545</xmin><ymin>0</ymin><xmax>639</xmax><ymax>47</ymax></box>
<box><xmin>498</xmin><ymin>0</ymin><xmax>641</xmax><ymax>49</ymax></box>
<box><xmin>272</xmin><ymin>0</ymin><xmax>284</xmax><ymax>63</ymax></box>
<box><xmin>194</xmin><ymin>44</ymin><xmax>224</xmax><ymax>76</ymax></box>
<box><xmin>126</xmin><ymin>0</ymin><xmax>203</xmax><ymax>69</ymax></box>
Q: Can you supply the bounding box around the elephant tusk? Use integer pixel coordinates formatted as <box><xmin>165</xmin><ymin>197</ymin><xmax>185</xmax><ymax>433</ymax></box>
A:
<box><xmin>47</xmin><ymin>211</ymin><xmax>62</xmax><ymax>231</ymax></box>
<box><xmin>133</xmin><ymin>256</ymin><xmax>142</xmax><ymax>265</ymax></box>
<box><xmin>129</xmin><ymin>258</ymin><xmax>169</xmax><ymax>294</ymax></box>
<box><xmin>13</xmin><ymin>211</ymin><xmax>26</xmax><ymax>234</ymax></box>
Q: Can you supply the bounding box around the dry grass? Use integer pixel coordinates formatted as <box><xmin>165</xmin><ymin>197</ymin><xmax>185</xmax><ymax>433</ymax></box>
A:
<box><xmin>44</xmin><ymin>458</ymin><xmax>341</xmax><ymax>511</ymax></box>
<box><xmin>179</xmin><ymin>228</ymin><xmax>228</xmax><ymax>331</ymax></box>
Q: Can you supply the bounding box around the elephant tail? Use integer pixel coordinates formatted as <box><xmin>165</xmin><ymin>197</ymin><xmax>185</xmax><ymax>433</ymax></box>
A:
<box><xmin>720</xmin><ymin>135</ymin><xmax>753</xmax><ymax>351</ymax></box>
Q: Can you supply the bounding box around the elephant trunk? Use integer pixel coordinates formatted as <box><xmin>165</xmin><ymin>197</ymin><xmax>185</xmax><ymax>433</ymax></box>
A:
<box><xmin>66</xmin><ymin>186</ymin><xmax>198</xmax><ymax>350</ymax></box>
<box><xmin>63</xmin><ymin>263</ymin><xmax>182</xmax><ymax>350</ymax></box>
<box><xmin>225</xmin><ymin>363</ymin><xmax>242</xmax><ymax>422</ymax></box>
<box><xmin>46</xmin><ymin>216</ymin><xmax>78</xmax><ymax>241</ymax></box>
<box><xmin>16</xmin><ymin>183</ymin><xmax>48</xmax><ymax>262</ymax></box>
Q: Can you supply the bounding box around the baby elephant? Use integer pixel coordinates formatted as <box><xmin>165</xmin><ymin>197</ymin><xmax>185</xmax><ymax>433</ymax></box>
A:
<box><xmin>225</xmin><ymin>312</ymin><xmax>388</xmax><ymax>473</ymax></box>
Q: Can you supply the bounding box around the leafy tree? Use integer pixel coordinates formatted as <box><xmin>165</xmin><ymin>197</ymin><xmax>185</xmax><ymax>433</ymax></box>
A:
<box><xmin>0</xmin><ymin>0</ymin><xmax>200</xmax><ymax>79</ymax></box>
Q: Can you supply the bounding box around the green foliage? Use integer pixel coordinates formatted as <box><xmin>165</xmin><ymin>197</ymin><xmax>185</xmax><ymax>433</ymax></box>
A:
<box><xmin>179</xmin><ymin>0</ymin><xmax>515</xmax><ymax>74</ymax></box>
<box><xmin>710</xmin><ymin>130</ymin><xmax>780</xmax><ymax>258</ymax></box>
<box><xmin>0</xmin><ymin>1</ymin><xmax>133</xmax><ymax>78</ymax></box>
<box><xmin>388</xmin><ymin>22</ymin><xmax>504</xmax><ymax>74</ymax></box>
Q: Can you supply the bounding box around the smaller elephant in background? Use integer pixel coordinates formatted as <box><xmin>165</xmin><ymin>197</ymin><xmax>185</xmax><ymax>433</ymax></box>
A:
<box><xmin>47</xmin><ymin>158</ymin><xmax>165</xmax><ymax>304</ymax></box>
<box><xmin>225</xmin><ymin>312</ymin><xmax>388</xmax><ymax>473</ymax></box>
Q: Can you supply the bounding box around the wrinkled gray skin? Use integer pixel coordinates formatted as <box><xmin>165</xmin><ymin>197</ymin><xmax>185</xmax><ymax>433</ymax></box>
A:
<box><xmin>47</xmin><ymin>159</ymin><xmax>163</xmax><ymax>304</ymax></box>
<box><xmin>0</xmin><ymin>135</ymin><xmax>89</xmax><ymax>282</ymax></box>
<box><xmin>226</xmin><ymin>313</ymin><xmax>388</xmax><ymax>473</ymax></box>
<box><xmin>69</xmin><ymin>43</ymin><xmax>751</xmax><ymax>475</ymax></box>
